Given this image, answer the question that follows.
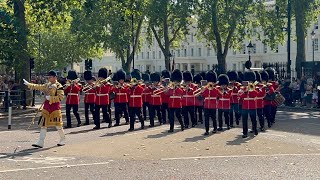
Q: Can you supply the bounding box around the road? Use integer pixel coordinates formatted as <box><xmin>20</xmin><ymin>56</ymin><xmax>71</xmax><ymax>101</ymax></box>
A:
<box><xmin>0</xmin><ymin>99</ymin><xmax>320</xmax><ymax>179</ymax></box>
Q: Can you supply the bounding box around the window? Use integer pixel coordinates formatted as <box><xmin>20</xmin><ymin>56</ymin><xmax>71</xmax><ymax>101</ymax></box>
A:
<box><xmin>159</xmin><ymin>51</ymin><xmax>161</xmax><ymax>59</ymax></box>
<box><xmin>315</xmin><ymin>38</ymin><xmax>319</xmax><ymax>51</ymax></box>
<box><xmin>191</xmin><ymin>48</ymin><xmax>194</xmax><ymax>56</ymax></box>
<box><xmin>275</xmin><ymin>45</ymin><xmax>279</xmax><ymax>53</ymax></box>
<box><xmin>242</xmin><ymin>44</ymin><xmax>246</xmax><ymax>54</ymax></box>
<box><xmin>142</xmin><ymin>52</ymin><xmax>144</xmax><ymax>59</ymax></box>
<box><xmin>146</xmin><ymin>65</ymin><xmax>151</xmax><ymax>71</ymax></box>
<box><xmin>207</xmin><ymin>47</ymin><xmax>211</xmax><ymax>56</ymax></box>
<box><xmin>147</xmin><ymin>52</ymin><xmax>150</xmax><ymax>59</ymax></box>
<box><xmin>198</xmin><ymin>48</ymin><xmax>202</xmax><ymax>56</ymax></box>
<box><xmin>184</xmin><ymin>49</ymin><xmax>187</xmax><ymax>57</ymax></box>
<box><xmin>153</xmin><ymin>66</ymin><xmax>155</xmax><ymax>72</ymax></box>
<box><xmin>159</xmin><ymin>66</ymin><xmax>162</xmax><ymax>71</ymax></box>
<box><xmin>136</xmin><ymin>54</ymin><xmax>139</xmax><ymax>60</ymax></box>
<box><xmin>253</xmin><ymin>43</ymin><xmax>257</xmax><ymax>54</ymax></box>
<box><xmin>233</xmin><ymin>64</ymin><xmax>236</xmax><ymax>70</ymax></box>
<box><xmin>184</xmin><ymin>64</ymin><xmax>188</xmax><ymax>71</ymax></box>
<box><xmin>191</xmin><ymin>33</ymin><xmax>194</xmax><ymax>42</ymax></box>
<box><xmin>263</xmin><ymin>44</ymin><xmax>268</xmax><ymax>53</ymax></box>
<box><xmin>137</xmin><ymin>65</ymin><xmax>141</xmax><ymax>71</ymax></box>
<box><xmin>207</xmin><ymin>65</ymin><xmax>210</xmax><ymax>70</ymax></box>
<box><xmin>178</xmin><ymin>49</ymin><xmax>181</xmax><ymax>57</ymax></box>
<box><xmin>153</xmin><ymin>51</ymin><xmax>155</xmax><ymax>59</ymax></box>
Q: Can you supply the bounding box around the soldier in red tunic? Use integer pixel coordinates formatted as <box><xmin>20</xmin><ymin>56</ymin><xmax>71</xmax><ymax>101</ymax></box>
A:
<box><xmin>142</xmin><ymin>73</ymin><xmax>151</xmax><ymax>121</ymax></box>
<box><xmin>217</xmin><ymin>74</ymin><xmax>232</xmax><ymax>131</ymax></box>
<box><xmin>64</xmin><ymin>70</ymin><xmax>82</xmax><ymax>128</ymax></box>
<box><xmin>201</xmin><ymin>71</ymin><xmax>219</xmax><ymax>135</ymax></box>
<box><xmin>83</xmin><ymin>71</ymin><xmax>96</xmax><ymax>125</ymax></box>
<box><xmin>161</xmin><ymin>70</ymin><xmax>171</xmax><ymax>124</ymax></box>
<box><xmin>128</xmin><ymin>69</ymin><xmax>145</xmax><ymax>131</ymax></box>
<box><xmin>181</xmin><ymin>71</ymin><xmax>197</xmax><ymax>128</ymax></box>
<box><xmin>149</xmin><ymin>72</ymin><xmax>163</xmax><ymax>127</ymax></box>
<box><xmin>113</xmin><ymin>70</ymin><xmax>130</xmax><ymax>126</ymax></box>
<box><xmin>193</xmin><ymin>73</ymin><xmax>204</xmax><ymax>124</ymax></box>
<box><xmin>93</xmin><ymin>68</ymin><xmax>113</xmax><ymax>129</ymax></box>
<box><xmin>255</xmin><ymin>71</ymin><xmax>267</xmax><ymax>131</ymax></box>
<box><xmin>239</xmin><ymin>71</ymin><xmax>258</xmax><ymax>138</ymax></box>
<box><xmin>227</xmin><ymin>71</ymin><xmax>241</xmax><ymax>127</ymax></box>
<box><xmin>167</xmin><ymin>69</ymin><xmax>184</xmax><ymax>133</ymax></box>
<box><xmin>265</xmin><ymin>68</ymin><xmax>278</xmax><ymax>126</ymax></box>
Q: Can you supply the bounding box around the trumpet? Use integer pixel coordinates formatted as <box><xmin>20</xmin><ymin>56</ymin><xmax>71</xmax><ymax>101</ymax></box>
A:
<box><xmin>153</xmin><ymin>86</ymin><xmax>166</xmax><ymax>95</ymax></box>
<box><xmin>82</xmin><ymin>83</ymin><xmax>94</xmax><ymax>92</ymax></box>
<box><xmin>63</xmin><ymin>78</ymin><xmax>80</xmax><ymax>88</ymax></box>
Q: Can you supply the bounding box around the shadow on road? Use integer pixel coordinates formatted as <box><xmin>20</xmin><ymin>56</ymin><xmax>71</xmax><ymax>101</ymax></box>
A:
<box><xmin>0</xmin><ymin>146</ymin><xmax>56</xmax><ymax>160</ymax></box>
<box><xmin>226</xmin><ymin>134</ymin><xmax>255</xmax><ymax>146</ymax></box>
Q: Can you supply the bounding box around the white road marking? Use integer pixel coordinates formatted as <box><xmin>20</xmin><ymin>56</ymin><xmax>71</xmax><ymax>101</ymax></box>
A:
<box><xmin>7</xmin><ymin>156</ymin><xmax>75</xmax><ymax>165</ymax></box>
<box><xmin>0</xmin><ymin>161</ymin><xmax>110</xmax><ymax>173</ymax></box>
<box><xmin>261</xmin><ymin>133</ymin><xmax>287</xmax><ymax>138</ymax></box>
<box><xmin>0</xmin><ymin>131</ymin><xmax>13</xmax><ymax>134</ymax></box>
<box><xmin>161</xmin><ymin>153</ymin><xmax>320</xmax><ymax>161</ymax></box>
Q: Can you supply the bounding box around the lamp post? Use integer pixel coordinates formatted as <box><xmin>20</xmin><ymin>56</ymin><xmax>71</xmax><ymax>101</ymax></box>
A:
<box><xmin>311</xmin><ymin>30</ymin><xmax>316</xmax><ymax>77</ymax></box>
<box><xmin>131</xmin><ymin>14</ymin><xmax>134</xmax><ymax>70</ymax></box>
<box><xmin>245</xmin><ymin>41</ymin><xmax>253</xmax><ymax>70</ymax></box>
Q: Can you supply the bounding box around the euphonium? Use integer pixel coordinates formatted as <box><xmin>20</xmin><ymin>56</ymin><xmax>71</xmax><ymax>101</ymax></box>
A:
<box><xmin>248</xmin><ymin>83</ymin><xmax>256</xmax><ymax>92</ymax></box>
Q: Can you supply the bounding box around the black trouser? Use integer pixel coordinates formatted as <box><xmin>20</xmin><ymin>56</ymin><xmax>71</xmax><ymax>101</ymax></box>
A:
<box><xmin>66</xmin><ymin>104</ymin><xmax>81</xmax><ymax>127</ymax></box>
<box><xmin>161</xmin><ymin>103</ymin><xmax>169</xmax><ymax>123</ymax></box>
<box><xmin>257</xmin><ymin>108</ymin><xmax>264</xmax><ymax>129</ymax></box>
<box><xmin>129</xmin><ymin>107</ymin><xmax>144</xmax><ymax>129</ymax></box>
<box><xmin>84</xmin><ymin>103</ymin><xmax>95</xmax><ymax>125</ymax></box>
<box><xmin>204</xmin><ymin>108</ymin><xmax>217</xmax><ymax>132</ymax></box>
<box><xmin>108</xmin><ymin>104</ymin><xmax>112</xmax><ymax>120</ymax></box>
<box><xmin>183</xmin><ymin>106</ymin><xmax>196</xmax><ymax>127</ymax></box>
<box><xmin>150</xmin><ymin>105</ymin><xmax>162</xmax><ymax>126</ymax></box>
<box><xmin>114</xmin><ymin>103</ymin><xmax>129</xmax><ymax>125</ymax></box>
<box><xmin>242</xmin><ymin>109</ymin><xmax>257</xmax><ymax>135</ymax></box>
<box><xmin>195</xmin><ymin>106</ymin><xmax>203</xmax><ymax>123</ymax></box>
<box><xmin>264</xmin><ymin>105</ymin><xmax>272</xmax><ymax>127</ymax></box>
<box><xmin>271</xmin><ymin>106</ymin><xmax>277</xmax><ymax>123</ymax></box>
<box><xmin>143</xmin><ymin>102</ymin><xmax>150</xmax><ymax>120</ymax></box>
<box><xmin>230</xmin><ymin>103</ymin><xmax>240</xmax><ymax>126</ymax></box>
<box><xmin>218</xmin><ymin>109</ymin><xmax>229</xmax><ymax>129</ymax></box>
<box><xmin>169</xmin><ymin>108</ymin><xmax>184</xmax><ymax>130</ymax></box>
<box><xmin>94</xmin><ymin>104</ymin><xmax>111</xmax><ymax>128</ymax></box>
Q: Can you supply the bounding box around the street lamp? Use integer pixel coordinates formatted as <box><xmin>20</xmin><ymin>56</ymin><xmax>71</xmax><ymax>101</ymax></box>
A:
<box><xmin>311</xmin><ymin>30</ymin><xmax>316</xmax><ymax>77</ymax></box>
<box><xmin>245</xmin><ymin>41</ymin><xmax>253</xmax><ymax>70</ymax></box>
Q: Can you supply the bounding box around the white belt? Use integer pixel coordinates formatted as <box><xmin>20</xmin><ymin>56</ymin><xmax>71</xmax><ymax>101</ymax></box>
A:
<box><xmin>142</xmin><ymin>93</ymin><xmax>151</xmax><ymax>95</ymax></box>
<box><xmin>116</xmin><ymin>93</ymin><xmax>127</xmax><ymax>95</ymax></box>
<box><xmin>183</xmin><ymin>95</ymin><xmax>195</xmax><ymax>97</ymax></box>
<box><xmin>130</xmin><ymin>95</ymin><xmax>142</xmax><ymax>98</ymax></box>
<box><xmin>68</xmin><ymin>93</ymin><xmax>78</xmax><ymax>96</ymax></box>
<box><xmin>205</xmin><ymin>97</ymin><xmax>217</xmax><ymax>100</ymax></box>
<box><xmin>151</xmin><ymin>95</ymin><xmax>160</xmax><ymax>97</ymax></box>
<box><xmin>85</xmin><ymin>93</ymin><xmax>95</xmax><ymax>95</ymax></box>
<box><xmin>256</xmin><ymin>97</ymin><xmax>264</xmax><ymax>100</ymax></box>
<box><xmin>170</xmin><ymin>96</ymin><xmax>181</xmax><ymax>98</ymax></box>
<box><xmin>244</xmin><ymin>98</ymin><xmax>255</xmax><ymax>100</ymax></box>
<box><xmin>97</xmin><ymin>94</ymin><xmax>109</xmax><ymax>96</ymax></box>
<box><xmin>219</xmin><ymin>98</ymin><xmax>229</xmax><ymax>101</ymax></box>
<box><xmin>231</xmin><ymin>93</ymin><xmax>238</xmax><ymax>95</ymax></box>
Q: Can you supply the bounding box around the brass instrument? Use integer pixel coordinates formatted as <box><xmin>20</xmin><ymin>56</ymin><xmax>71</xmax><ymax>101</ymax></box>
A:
<box><xmin>82</xmin><ymin>83</ymin><xmax>94</xmax><ymax>93</ymax></box>
<box><xmin>63</xmin><ymin>78</ymin><xmax>80</xmax><ymax>88</ymax></box>
<box><xmin>83</xmin><ymin>77</ymin><xmax>111</xmax><ymax>92</ymax></box>
<box><xmin>248</xmin><ymin>83</ymin><xmax>256</xmax><ymax>92</ymax></box>
<box><xmin>153</xmin><ymin>86</ymin><xmax>166</xmax><ymax>95</ymax></box>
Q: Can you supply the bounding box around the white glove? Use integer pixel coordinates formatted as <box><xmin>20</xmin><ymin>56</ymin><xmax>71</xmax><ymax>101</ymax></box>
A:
<box><xmin>23</xmin><ymin>79</ymin><xmax>30</xmax><ymax>86</ymax></box>
<box><xmin>239</xmin><ymin>89</ymin><xmax>244</xmax><ymax>93</ymax></box>
<box><xmin>45</xmin><ymin>95</ymin><xmax>50</xmax><ymax>100</ymax></box>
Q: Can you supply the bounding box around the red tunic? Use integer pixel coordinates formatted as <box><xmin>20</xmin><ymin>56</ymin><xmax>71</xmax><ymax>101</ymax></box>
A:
<box><xmin>194</xmin><ymin>85</ymin><xmax>203</xmax><ymax>107</ymax></box>
<box><xmin>95</xmin><ymin>83</ymin><xmax>113</xmax><ymax>105</ymax></box>
<box><xmin>217</xmin><ymin>87</ymin><xmax>231</xmax><ymax>110</ymax></box>
<box><xmin>64</xmin><ymin>84</ymin><xmax>81</xmax><ymax>105</ymax></box>
<box><xmin>230</xmin><ymin>82</ymin><xmax>241</xmax><ymax>104</ymax></box>
<box><xmin>150</xmin><ymin>85</ymin><xmax>163</xmax><ymax>106</ymax></box>
<box><xmin>256</xmin><ymin>84</ymin><xmax>266</xmax><ymax>109</ymax></box>
<box><xmin>168</xmin><ymin>87</ymin><xmax>184</xmax><ymax>108</ymax></box>
<box><xmin>84</xmin><ymin>82</ymin><xmax>96</xmax><ymax>104</ymax></box>
<box><xmin>264</xmin><ymin>84</ymin><xmax>275</xmax><ymax>106</ymax></box>
<box><xmin>239</xmin><ymin>90</ymin><xmax>258</xmax><ymax>110</ymax></box>
<box><xmin>142</xmin><ymin>85</ymin><xmax>152</xmax><ymax>103</ymax></box>
<box><xmin>181</xmin><ymin>83</ymin><xmax>197</xmax><ymax>107</ymax></box>
<box><xmin>202</xmin><ymin>88</ymin><xmax>219</xmax><ymax>109</ymax></box>
<box><xmin>113</xmin><ymin>84</ymin><xmax>129</xmax><ymax>103</ymax></box>
<box><xmin>128</xmin><ymin>85</ymin><xmax>144</xmax><ymax>108</ymax></box>
<box><xmin>271</xmin><ymin>81</ymin><xmax>280</xmax><ymax>107</ymax></box>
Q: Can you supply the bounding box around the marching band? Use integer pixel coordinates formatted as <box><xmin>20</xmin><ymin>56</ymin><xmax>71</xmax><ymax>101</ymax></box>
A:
<box><xmin>24</xmin><ymin>67</ymin><xmax>282</xmax><ymax>148</ymax></box>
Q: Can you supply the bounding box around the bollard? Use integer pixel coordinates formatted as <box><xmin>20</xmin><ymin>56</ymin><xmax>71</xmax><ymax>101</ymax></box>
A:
<box><xmin>23</xmin><ymin>89</ymin><xmax>27</xmax><ymax>109</ymax></box>
<box><xmin>8</xmin><ymin>100</ymin><xmax>12</xmax><ymax>129</ymax></box>
<box><xmin>32</xmin><ymin>89</ymin><xmax>35</xmax><ymax>107</ymax></box>
<box><xmin>4</xmin><ymin>90</ymin><xmax>8</xmax><ymax>112</ymax></box>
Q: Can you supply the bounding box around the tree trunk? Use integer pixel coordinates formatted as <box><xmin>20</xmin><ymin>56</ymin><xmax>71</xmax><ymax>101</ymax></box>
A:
<box><xmin>217</xmin><ymin>53</ymin><xmax>227</xmax><ymax>74</ymax></box>
<box><xmin>295</xmin><ymin>0</ymin><xmax>306</xmax><ymax>79</ymax></box>
<box><xmin>14</xmin><ymin>0</ymin><xmax>29</xmax><ymax>83</ymax></box>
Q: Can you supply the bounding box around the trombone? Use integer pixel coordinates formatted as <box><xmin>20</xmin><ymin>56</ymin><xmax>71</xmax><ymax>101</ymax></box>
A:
<box><xmin>83</xmin><ymin>76</ymin><xmax>111</xmax><ymax>92</ymax></box>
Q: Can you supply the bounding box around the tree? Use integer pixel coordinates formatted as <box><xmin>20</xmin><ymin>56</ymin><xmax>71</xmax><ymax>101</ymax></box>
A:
<box><xmin>146</xmin><ymin>0</ymin><xmax>196</xmax><ymax>70</ymax></box>
<box><xmin>71</xmin><ymin>0</ymin><xmax>146</xmax><ymax>73</ymax></box>
<box><xmin>197</xmin><ymin>0</ymin><xmax>256</xmax><ymax>73</ymax></box>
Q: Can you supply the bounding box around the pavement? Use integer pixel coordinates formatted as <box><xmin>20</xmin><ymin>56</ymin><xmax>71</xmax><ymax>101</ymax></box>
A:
<box><xmin>0</xmin><ymin>97</ymin><xmax>320</xmax><ymax>179</ymax></box>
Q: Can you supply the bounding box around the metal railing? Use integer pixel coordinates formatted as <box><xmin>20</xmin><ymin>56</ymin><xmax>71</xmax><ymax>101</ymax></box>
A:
<box><xmin>0</xmin><ymin>89</ymin><xmax>36</xmax><ymax>112</ymax></box>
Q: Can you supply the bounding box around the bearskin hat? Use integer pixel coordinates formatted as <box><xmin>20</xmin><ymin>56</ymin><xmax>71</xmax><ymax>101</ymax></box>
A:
<box><xmin>116</xmin><ymin>69</ymin><xmax>126</xmax><ymax>81</ymax></box>
<box><xmin>171</xmin><ymin>69</ymin><xmax>182</xmax><ymax>82</ymax></box>
<box><xmin>150</xmin><ymin>72</ymin><xmax>161</xmax><ymax>82</ymax></box>
<box><xmin>84</xmin><ymin>71</ymin><xmax>93</xmax><ymax>81</ymax></box>
<box><xmin>98</xmin><ymin>68</ymin><xmax>108</xmax><ymax>78</ymax></box>
<box><xmin>161</xmin><ymin>70</ymin><xmax>171</xmax><ymax>79</ymax></box>
<box><xmin>254</xmin><ymin>71</ymin><xmax>261</xmax><ymax>82</ymax></box>
<box><xmin>193</xmin><ymin>74</ymin><xmax>203</xmax><ymax>84</ymax></box>
<box><xmin>183</xmin><ymin>71</ymin><xmax>193</xmax><ymax>82</ymax></box>
<box><xmin>265</xmin><ymin>67</ymin><xmax>275</xmax><ymax>81</ymax></box>
<box><xmin>260</xmin><ymin>70</ymin><xmax>269</xmax><ymax>82</ymax></box>
<box><xmin>244</xmin><ymin>70</ymin><xmax>256</xmax><ymax>82</ymax></box>
<box><xmin>200</xmin><ymin>71</ymin><xmax>206</xmax><ymax>80</ymax></box>
<box><xmin>67</xmin><ymin>70</ymin><xmax>78</xmax><ymax>80</ymax></box>
<box><xmin>142</xmin><ymin>73</ymin><xmax>150</xmax><ymax>82</ymax></box>
<box><xmin>227</xmin><ymin>71</ymin><xmax>238</xmax><ymax>81</ymax></box>
<box><xmin>218</xmin><ymin>74</ymin><xmax>229</xmax><ymax>85</ymax></box>
<box><xmin>205</xmin><ymin>71</ymin><xmax>217</xmax><ymax>83</ymax></box>
<box><xmin>237</xmin><ymin>71</ymin><xmax>244</xmax><ymax>83</ymax></box>
<box><xmin>130</xmin><ymin>69</ymin><xmax>141</xmax><ymax>80</ymax></box>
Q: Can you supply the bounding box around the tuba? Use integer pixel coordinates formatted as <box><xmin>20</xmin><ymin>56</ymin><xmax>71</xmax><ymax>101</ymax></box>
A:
<box><xmin>248</xmin><ymin>82</ymin><xmax>256</xmax><ymax>92</ymax></box>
